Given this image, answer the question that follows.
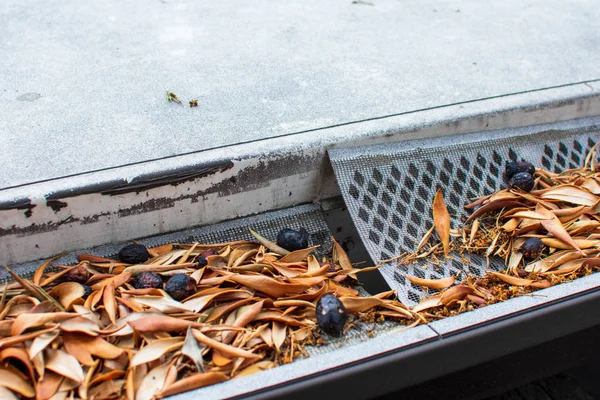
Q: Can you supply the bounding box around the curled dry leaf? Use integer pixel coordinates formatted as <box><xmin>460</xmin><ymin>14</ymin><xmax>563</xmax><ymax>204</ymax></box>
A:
<box><xmin>131</xmin><ymin>337</ymin><xmax>183</xmax><ymax>367</ymax></box>
<box><xmin>432</xmin><ymin>190</ymin><xmax>451</xmax><ymax>256</ymax></box>
<box><xmin>405</xmin><ymin>275</ymin><xmax>455</xmax><ymax>290</ymax></box>
<box><xmin>161</xmin><ymin>372</ymin><xmax>228</xmax><ymax>397</ymax></box>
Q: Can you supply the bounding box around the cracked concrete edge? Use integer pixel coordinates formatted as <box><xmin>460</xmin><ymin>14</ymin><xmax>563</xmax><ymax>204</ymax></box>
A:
<box><xmin>1</xmin><ymin>81</ymin><xmax>600</xmax><ymax>265</ymax></box>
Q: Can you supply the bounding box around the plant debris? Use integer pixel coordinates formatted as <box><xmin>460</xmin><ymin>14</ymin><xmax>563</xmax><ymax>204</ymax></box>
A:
<box><xmin>189</xmin><ymin>100</ymin><xmax>198</xmax><ymax>108</ymax></box>
<box><xmin>0</xmin><ymin>235</ymin><xmax>412</xmax><ymax>399</ymax></box>
<box><xmin>166</xmin><ymin>91</ymin><xmax>183</xmax><ymax>106</ymax></box>
<box><xmin>398</xmin><ymin>144</ymin><xmax>600</xmax><ymax>319</ymax></box>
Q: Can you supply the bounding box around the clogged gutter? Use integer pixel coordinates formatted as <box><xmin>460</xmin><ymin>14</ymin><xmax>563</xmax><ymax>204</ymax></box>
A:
<box><xmin>397</xmin><ymin>144</ymin><xmax>600</xmax><ymax>319</ymax></box>
<box><xmin>0</xmin><ymin>234</ymin><xmax>412</xmax><ymax>399</ymax></box>
<box><xmin>0</xmin><ymin>145</ymin><xmax>599</xmax><ymax>399</ymax></box>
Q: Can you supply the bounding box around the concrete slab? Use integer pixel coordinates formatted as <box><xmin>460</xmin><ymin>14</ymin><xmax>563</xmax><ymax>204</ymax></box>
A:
<box><xmin>1</xmin><ymin>0</ymin><xmax>599</xmax><ymax>189</ymax></box>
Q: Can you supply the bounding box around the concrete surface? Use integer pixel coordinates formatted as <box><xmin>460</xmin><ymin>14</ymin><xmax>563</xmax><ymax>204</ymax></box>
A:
<box><xmin>1</xmin><ymin>0</ymin><xmax>599</xmax><ymax>189</ymax></box>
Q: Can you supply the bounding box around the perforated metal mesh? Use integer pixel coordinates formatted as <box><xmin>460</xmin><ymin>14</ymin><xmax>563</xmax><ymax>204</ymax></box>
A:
<box><xmin>330</xmin><ymin>128</ymin><xmax>599</xmax><ymax>306</ymax></box>
<box><xmin>3</xmin><ymin>204</ymin><xmax>332</xmax><ymax>282</ymax></box>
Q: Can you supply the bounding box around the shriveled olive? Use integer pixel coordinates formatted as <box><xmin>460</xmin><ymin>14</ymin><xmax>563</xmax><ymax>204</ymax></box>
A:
<box><xmin>276</xmin><ymin>228</ymin><xmax>309</xmax><ymax>252</ymax></box>
<box><xmin>118</xmin><ymin>244</ymin><xmax>150</xmax><ymax>264</ymax></box>
<box><xmin>316</xmin><ymin>294</ymin><xmax>347</xmax><ymax>336</ymax></box>
<box><xmin>509</xmin><ymin>172</ymin><xmax>535</xmax><ymax>192</ymax></box>
<box><xmin>165</xmin><ymin>274</ymin><xmax>196</xmax><ymax>301</ymax></box>
<box><xmin>133</xmin><ymin>272</ymin><xmax>163</xmax><ymax>289</ymax></box>
<box><xmin>521</xmin><ymin>237</ymin><xmax>544</xmax><ymax>260</ymax></box>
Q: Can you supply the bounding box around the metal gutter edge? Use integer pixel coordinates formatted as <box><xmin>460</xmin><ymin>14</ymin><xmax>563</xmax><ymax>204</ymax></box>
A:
<box><xmin>2</xmin><ymin>82</ymin><xmax>600</xmax><ymax>265</ymax></box>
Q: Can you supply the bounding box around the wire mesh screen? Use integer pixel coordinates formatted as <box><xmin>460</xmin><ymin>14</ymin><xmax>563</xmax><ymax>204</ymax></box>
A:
<box><xmin>330</xmin><ymin>127</ymin><xmax>599</xmax><ymax>306</ymax></box>
<box><xmin>3</xmin><ymin>204</ymin><xmax>333</xmax><ymax>282</ymax></box>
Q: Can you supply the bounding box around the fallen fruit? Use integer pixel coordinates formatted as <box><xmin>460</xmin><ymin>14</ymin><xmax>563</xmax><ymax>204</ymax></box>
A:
<box><xmin>508</xmin><ymin>171</ymin><xmax>535</xmax><ymax>192</ymax></box>
<box><xmin>118</xmin><ymin>243</ymin><xmax>150</xmax><ymax>264</ymax></box>
<box><xmin>520</xmin><ymin>237</ymin><xmax>544</xmax><ymax>260</ymax></box>
<box><xmin>63</xmin><ymin>264</ymin><xmax>90</xmax><ymax>284</ymax></box>
<box><xmin>276</xmin><ymin>228</ymin><xmax>309</xmax><ymax>252</ymax></box>
<box><xmin>316</xmin><ymin>294</ymin><xmax>347</xmax><ymax>336</ymax></box>
<box><xmin>132</xmin><ymin>271</ymin><xmax>164</xmax><ymax>289</ymax></box>
<box><xmin>165</xmin><ymin>273</ymin><xmax>196</xmax><ymax>301</ymax></box>
<box><xmin>504</xmin><ymin>160</ymin><xmax>535</xmax><ymax>182</ymax></box>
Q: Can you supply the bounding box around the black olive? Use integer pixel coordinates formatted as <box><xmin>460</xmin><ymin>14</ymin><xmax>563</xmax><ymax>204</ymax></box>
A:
<box><xmin>63</xmin><ymin>265</ymin><xmax>90</xmax><ymax>284</ymax></box>
<box><xmin>504</xmin><ymin>161</ymin><xmax>535</xmax><ymax>182</ymax></box>
<box><xmin>276</xmin><ymin>228</ymin><xmax>309</xmax><ymax>252</ymax></box>
<box><xmin>521</xmin><ymin>237</ymin><xmax>544</xmax><ymax>260</ymax></box>
<box><xmin>118</xmin><ymin>244</ymin><xmax>150</xmax><ymax>264</ymax></box>
<box><xmin>165</xmin><ymin>274</ymin><xmax>196</xmax><ymax>301</ymax></box>
<box><xmin>196</xmin><ymin>249</ymin><xmax>217</xmax><ymax>267</ymax></box>
<box><xmin>508</xmin><ymin>172</ymin><xmax>535</xmax><ymax>192</ymax></box>
<box><xmin>133</xmin><ymin>272</ymin><xmax>163</xmax><ymax>289</ymax></box>
<box><xmin>81</xmin><ymin>284</ymin><xmax>93</xmax><ymax>300</ymax></box>
<box><xmin>316</xmin><ymin>294</ymin><xmax>347</xmax><ymax>336</ymax></box>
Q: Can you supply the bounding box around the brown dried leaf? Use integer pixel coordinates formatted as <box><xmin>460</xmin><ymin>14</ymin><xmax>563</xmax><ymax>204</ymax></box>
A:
<box><xmin>192</xmin><ymin>329</ymin><xmax>261</xmax><ymax>360</ymax></box>
<box><xmin>432</xmin><ymin>190</ymin><xmax>451</xmax><ymax>256</ymax></box>
<box><xmin>412</xmin><ymin>294</ymin><xmax>442</xmax><ymax>313</ymax></box>
<box><xmin>160</xmin><ymin>372</ymin><xmax>228</xmax><ymax>397</ymax></box>
<box><xmin>135</xmin><ymin>363</ymin><xmax>170</xmax><ymax>400</ymax></box>
<box><xmin>29</xmin><ymin>330</ymin><xmax>60</xmax><ymax>359</ymax></box>
<box><xmin>332</xmin><ymin>238</ymin><xmax>357</xmax><ymax>280</ymax></box>
<box><xmin>49</xmin><ymin>282</ymin><xmax>86</xmax><ymax>310</ymax></box>
<box><xmin>272</xmin><ymin>321</ymin><xmax>286</xmax><ymax>352</ymax></box>
<box><xmin>249</xmin><ymin>229</ymin><xmax>290</xmax><ymax>256</ymax></box>
<box><xmin>279</xmin><ymin>246</ymin><xmax>320</xmax><ymax>263</ymax></box>
<box><xmin>131</xmin><ymin>337</ymin><xmax>183</xmax><ymax>367</ymax></box>
<box><xmin>0</xmin><ymin>368</ymin><xmax>35</xmax><ymax>398</ymax></box>
<box><xmin>405</xmin><ymin>275</ymin><xmax>455</xmax><ymax>290</ymax></box>
<box><xmin>128</xmin><ymin>315</ymin><xmax>202</xmax><ymax>333</ymax></box>
<box><xmin>537</xmin><ymin>204</ymin><xmax>583</xmax><ymax>253</ymax></box>
<box><xmin>103</xmin><ymin>282</ymin><xmax>117</xmax><ymax>325</ymax></box>
<box><xmin>225</xmin><ymin>272</ymin><xmax>318</xmax><ymax>298</ymax></box>
<box><xmin>489</xmin><ymin>271</ymin><xmax>533</xmax><ymax>286</ymax></box>
<box><xmin>440</xmin><ymin>285</ymin><xmax>474</xmax><ymax>305</ymax></box>
<box><xmin>182</xmin><ymin>326</ymin><xmax>204</xmax><ymax>372</ymax></box>
<box><xmin>11</xmin><ymin>312</ymin><xmax>74</xmax><ymax>336</ymax></box>
<box><xmin>46</xmin><ymin>349</ymin><xmax>84</xmax><ymax>383</ymax></box>
<box><xmin>541</xmin><ymin>185</ymin><xmax>598</xmax><ymax>206</ymax></box>
<box><xmin>236</xmin><ymin>361</ymin><xmax>275</xmax><ymax>378</ymax></box>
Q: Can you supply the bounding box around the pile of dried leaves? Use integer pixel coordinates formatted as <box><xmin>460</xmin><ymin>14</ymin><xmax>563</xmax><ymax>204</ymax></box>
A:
<box><xmin>399</xmin><ymin>144</ymin><xmax>600</xmax><ymax>319</ymax></box>
<box><xmin>0</xmin><ymin>232</ymin><xmax>413</xmax><ymax>399</ymax></box>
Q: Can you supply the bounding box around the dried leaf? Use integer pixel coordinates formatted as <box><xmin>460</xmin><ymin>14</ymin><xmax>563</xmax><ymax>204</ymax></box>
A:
<box><xmin>235</xmin><ymin>361</ymin><xmax>275</xmax><ymax>378</ymax></box>
<box><xmin>135</xmin><ymin>363</ymin><xmax>170</xmax><ymax>400</ymax></box>
<box><xmin>489</xmin><ymin>271</ymin><xmax>533</xmax><ymax>286</ymax></box>
<box><xmin>29</xmin><ymin>330</ymin><xmax>60</xmax><ymax>359</ymax></box>
<box><xmin>249</xmin><ymin>229</ymin><xmax>290</xmax><ymax>256</ymax></box>
<box><xmin>0</xmin><ymin>368</ymin><xmax>35</xmax><ymax>398</ymax></box>
<box><xmin>279</xmin><ymin>246</ymin><xmax>319</xmax><ymax>263</ymax></box>
<box><xmin>440</xmin><ymin>285</ymin><xmax>474</xmax><ymax>305</ymax></box>
<box><xmin>160</xmin><ymin>372</ymin><xmax>227</xmax><ymax>397</ymax></box>
<box><xmin>12</xmin><ymin>312</ymin><xmax>74</xmax><ymax>336</ymax></box>
<box><xmin>405</xmin><ymin>275</ymin><xmax>455</xmax><ymax>290</ymax></box>
<box><xmin>332</xmin><ymin>238</ymin><xmax>357</xmax><ymax>280</ymax></box>
<box><xmin>182</xmin><ymin>326</ymin><xmax>204</xmax><ymax>372</ymax></box>
<box><xmin>272</xmin><ymin>321</ymin><xmax>286</xmax><ymax>351</ymax></box>
<box><xmin>131</xmin><ymin>337</ymin><xmax>183</xmax><ymax>367</ymax></box>
<box><xmin>192</xmin><ymin>329</ymin><xmax>261</xmax><ymax>360</ymax></box>
<box><xmin>46</xmin><ymin>349</ymin><xmax>84</xmax><ymax>383</ymax></box>
<box><xmin>49</xmin><ymin>282</ymin><xmax>86</xmax><ymax>310</ymax></box>
<box><xmin>412</xmin><ymin>294</ymin><xmax>442</xmax><ymax>313</ymax></box>
<box><xmin>432</xmin><ymin>190</ymin><xmax>451</xmax><ymax>256</ymax></box>
<box><xmin>541</xmin><ymin>185</ymin><xmax>598</xmax><ymax>206</ymax></box>
<box><xmin>537</xmin><ymin>204</ymin><xmax>583</xmax><ymax>253</ymax></box>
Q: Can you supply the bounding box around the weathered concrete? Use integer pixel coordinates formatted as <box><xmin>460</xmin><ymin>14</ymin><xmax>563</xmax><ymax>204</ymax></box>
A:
<box><xmin>1</xmin><ymin>0</ymin><xmax>599</xmax><ymax>188</ymax></box>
